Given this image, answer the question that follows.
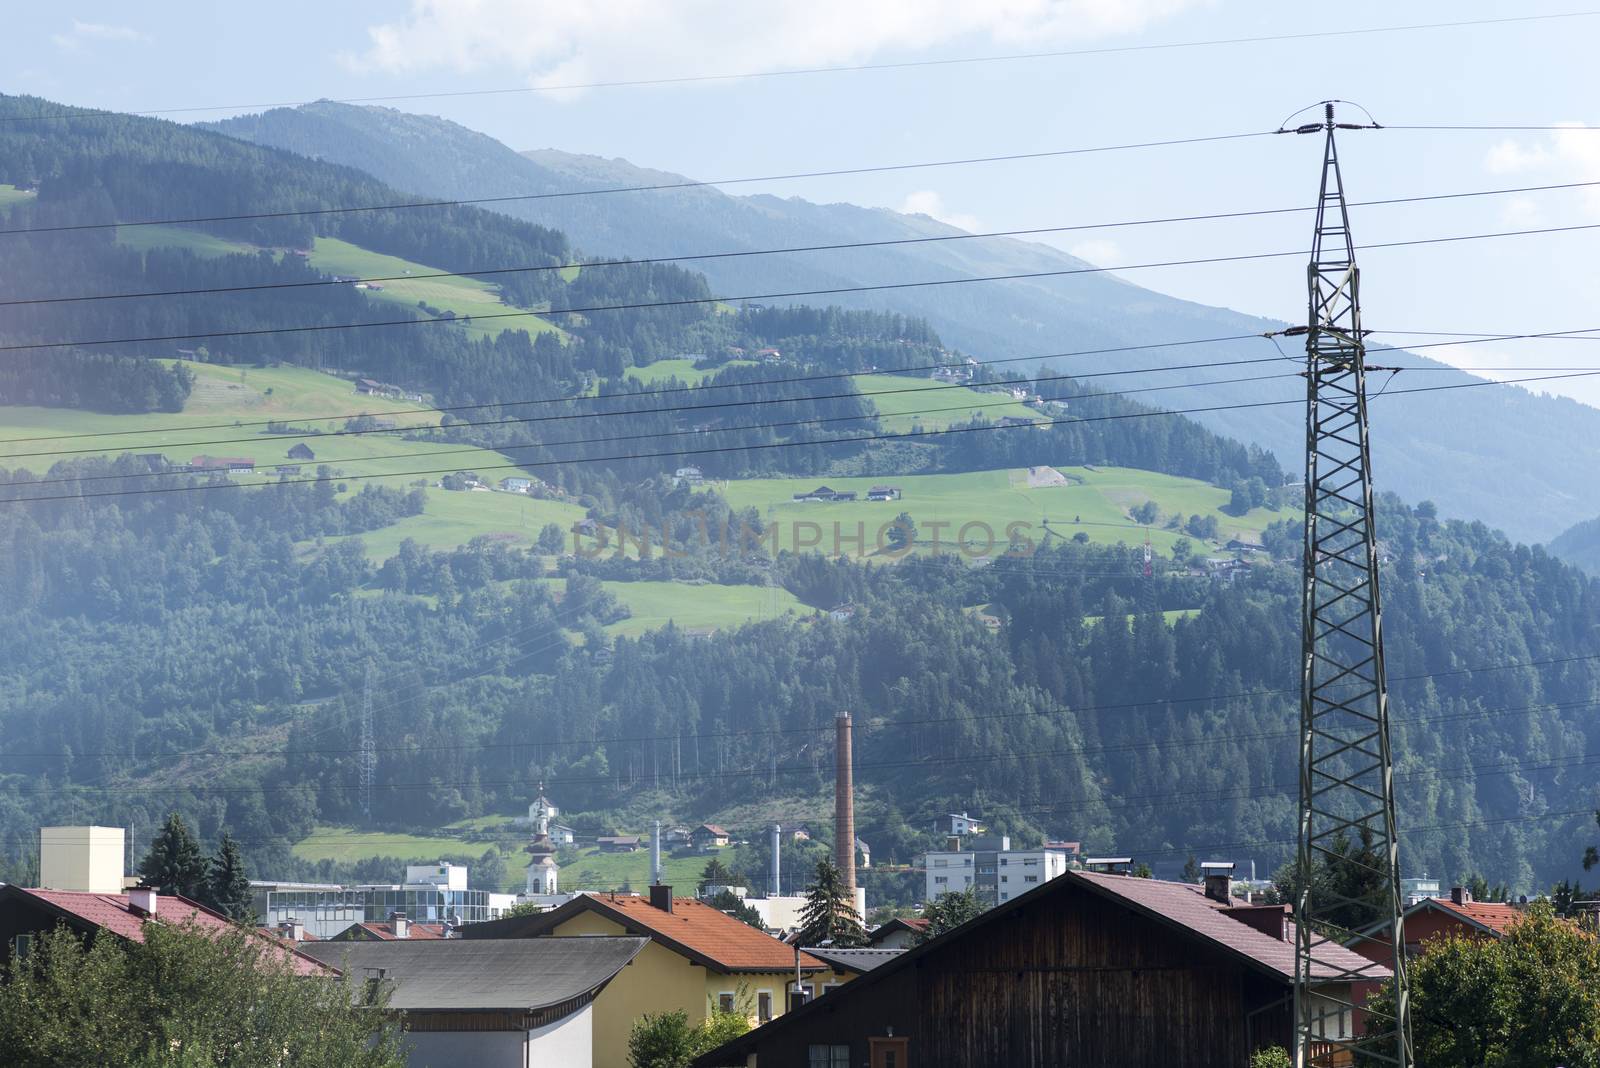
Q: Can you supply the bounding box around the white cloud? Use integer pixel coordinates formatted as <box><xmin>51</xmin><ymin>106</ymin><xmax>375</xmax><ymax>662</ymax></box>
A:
<box><xmin>53</xmin><ymin>20</ymin><xmax>149</xmax><ymax>52</ymax></box>
<box><xmin>898</xmin><ymin>190</ymin><xmax>980</xmax><ymax>232</ymax></box>
<box><xmin>1068</xmin><ymin>238</ymin><xmax>1121</xmax><ymax>265</ymax></box>
<box><xmin>1483</xmin><ymin>124</ymin><xmax>1600</xmax><ymax>219</ymax></box>
<box><xmin>343</xmin><ymin>0</ymin><xmax>1200</xmax><ymax>90</ymax></box>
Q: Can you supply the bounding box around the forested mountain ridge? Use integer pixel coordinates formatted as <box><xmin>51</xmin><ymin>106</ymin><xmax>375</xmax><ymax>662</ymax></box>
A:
<box><xmin>203</xmin><ymin>101</ymin><xmax>1600</xmax><ymax>544</ymax></box>
<box><xmin>0</xmin><ymin>94</ymin><xmax>1595</xmax><ymax>902</ymax></box>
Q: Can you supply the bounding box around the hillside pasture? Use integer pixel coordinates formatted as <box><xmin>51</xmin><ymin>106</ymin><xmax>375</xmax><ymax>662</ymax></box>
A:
<box><xmin>854</xmin><ymin>374</ymin><xmax>1035</xmax><ymax>432</ymax></box>
<box><xmin>715</xmin><ymin>466</ymin><xmax>1288</xmax><ymax>560</ymax></box>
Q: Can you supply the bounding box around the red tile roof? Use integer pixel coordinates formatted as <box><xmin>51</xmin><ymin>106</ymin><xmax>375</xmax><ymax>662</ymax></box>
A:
<box><xmin>467</xmin><ymin>893</ymin><xmax>825</xmax><ymax>974</ymax></box>
<box><xmin>12</xmin><ymin>888</ymin><xmax>331</xmax><ymax>977</ymax></box>
<box><xmin>339</xmin><ymin>921</ymin><xmax>447</xmax><ymax>940</ymax></box>
<box><xmin>1416</xmin><ymin>897</ymin><xmax>1525</xmax><ymax>936</ymax></box>
<box><xmin>1070</xmin><ymin>871</ymin><xmax>1389</xmax><ymax>982</ymax></box>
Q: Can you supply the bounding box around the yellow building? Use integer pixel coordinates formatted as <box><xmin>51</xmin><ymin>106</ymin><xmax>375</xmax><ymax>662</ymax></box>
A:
<box><xmin>463</xmin><ymin>887</ymin><xmax>832</xmax><ymax>1068</ymax></box>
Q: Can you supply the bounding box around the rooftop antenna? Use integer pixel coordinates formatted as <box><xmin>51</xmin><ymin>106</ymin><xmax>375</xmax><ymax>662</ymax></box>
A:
<box><xmin>1284</xmin><ymin>100</ymin><xmax>1411</xmax><ymax>1068</ymax></box>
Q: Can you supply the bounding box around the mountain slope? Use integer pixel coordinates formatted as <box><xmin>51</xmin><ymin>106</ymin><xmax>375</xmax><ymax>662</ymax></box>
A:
<box><xmin>208</xmin><ymin>102</ymin><xmax>1600</xmax><ymax>544</ymax></box>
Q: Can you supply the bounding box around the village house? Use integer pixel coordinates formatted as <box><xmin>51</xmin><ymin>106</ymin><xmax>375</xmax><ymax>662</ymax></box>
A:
<box><xmin>694</xmin><ymin>867</ymin><xmax>1387</xmax><ymax>1068</ymax></box>
<box><xmin>302</xmin><ymin>936</ymin><xmax>646</xmax><ymax>1068</ymax></box>
<box><xmin>498</xmin><ymin>477</ymin><xmax>534</xmax><ymax>493</ymax></box>
<box><xmin>286</xmin><ymin>442</ymin><xmax>316</xmax><ymax>461</ymax></box>
<box><xmin>596</xmin><ymin>835</ymin><xmax>643</xmax><ymax>853</ymax></box>
<box><xmin>327</xmin><ymin>912</ymin><xmax>448</xmax><ymax>941</ymax></box>
<box><xmin>690</xmin><ymin>824</ymin><xmax>731</xmax><ymax>851</ymax></box>
<box><xmin>865</xmin><ymin>917</ymin><xmax>928</xmax><ymax>948</ymax></box>
<box><xmin>673</xmin><ymin>465</ymin><xmax>705</xmax><ymax>487</ymax></box>
<box><xmin>865</xmin><ymin>485</ymin><xmax>901</xmax><ymax>501</ymax></box>
<box><xmin>189</xmin><ymin>455</ymin><xmax>256</xmax><ymax>473</ymax></box>
<box><xmin>461</xmin><ymin>887</ymin><xmax>832</xmax><ymax>1068</ymax></box>
<box><xmin>1353</xmin><ymin>884</ymin><xmax>1527</xmax><ymax>962</ymax></box>
<box><xmin>0</xmin><ymin>827</ymin><xmax>328</xmax><ymax>978</ymax></box>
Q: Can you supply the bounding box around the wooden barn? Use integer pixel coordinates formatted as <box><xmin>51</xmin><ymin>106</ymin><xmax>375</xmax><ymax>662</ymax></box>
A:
<box><xmin>694</xmin><ymin>867</ymin><xmax>1387</xmax><ymax>1068</ymax></box>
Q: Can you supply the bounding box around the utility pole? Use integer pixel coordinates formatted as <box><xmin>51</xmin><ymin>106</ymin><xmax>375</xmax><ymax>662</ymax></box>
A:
<box><xmin>1289</xmin><ymin>102</ymin><xmax>1411</xmax><ymax>1067</ymax></box>
<box><xmin>359</xmin><ymin>660</ymin><xmax>376</xmax><ymax>824</ymax></box>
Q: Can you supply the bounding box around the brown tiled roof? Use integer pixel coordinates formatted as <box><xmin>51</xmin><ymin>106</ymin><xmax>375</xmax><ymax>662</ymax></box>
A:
<box><xmin>1071</xmin><ymin>870</ymin><xmax>1388</xmax><ymax>982</ymax></box>
<box><xmin>337</xmin><ymin>921</ymin><xmax>448</xmax><ymax>940</ymax></box>
<box><xmin>6</xmin><ymin>887</ymin><xmax>330</xmax><ymax>977</ymax></box>
<box><xmin>1416</xmin><ymin>897</ymin><xmax>1524</xmax><ymax>936</ymax></box>
<box><xmin>463</xmin><ymin>893</ymin><xmax>825</xmax><ymax>974</ymax></box>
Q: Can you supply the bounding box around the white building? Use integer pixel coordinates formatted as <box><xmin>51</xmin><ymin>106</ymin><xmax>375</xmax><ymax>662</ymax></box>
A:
<box><xmin>525</xmin><ymin>788</ymin><xmax>561</xmax><ymax>896</ymax></box>
<box><xmin>923</xmin><ymin>837</ymin><xmax>1070</xmax><ymax>907</ymax></box>
<box><xmin>254</xmin><ymin>862</ymin><xmax>512</xmax><ymax>940</ymax></box>
<box><xmin>745</xmin><ymin>888</ymin><xmax>868</xmax><ymax>936</ymax></box>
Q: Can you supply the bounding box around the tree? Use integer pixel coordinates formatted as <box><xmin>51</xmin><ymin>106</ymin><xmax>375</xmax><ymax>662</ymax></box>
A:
<box><xmin>917</xmin><ymin>887</ymin><xmax>985</xmax><ymax>943</ymax></box>
<box><xmin>1585</xmin><ymin>809</ymin><xmax>1599</xmax><ymax>873</ymax></box>
<box><xmin>628</xmin><ymin>1010</ymin><xmax>697</xmax><ymax>1068</ymax></box>
<box><xmin>627</xmin><ymin>1007</ymin><xmax>750</xmax><ymax>1068</ymax></box>
<box><xmin>793</xmin><ymin>859</ymin><xmax>866</xmax><ymax>947</ymax></box>
<box><xmin>501</xmin><ymin>900</ymin><xmax>544</xmax><ymax>920</ymax></box>
<box><xmin>1132</xmin><ymin>862</ymin><xmax>1153</xmax><ymax>879</ymax></box>
<box><xmin>698</xmin><ymin>857</ymin><xmax>734</xmax><ymax>892</ymax></box>
<box><xmin>138</xmin><ymin>812</ymin><xmax>207</xmax><ymax>899</ymax></box>
<box><xmin>206</xmin><ymin>831</ymin><xmax>253</xmax><ymax>921</ymax></box>
<box><xmin>537</xmin><ymin>522</ymin><xmax>566</xmax><ymax>554</ymax></box>
<box><xmin>1130</xmin><ymin>500</ymin><xmax>1159</xmax><ymax>525</ymax></box>
<box><xmin>1363</xmin><ymin>901</ymin><xmax>1600</xmax><ymax>1067</ymax></box>
<box><xmin>1181</xmin><ymin>855</ymin><xmax>1201</xmax><ymax>884</ymax></box>
<box><xmin>885</xmin><ymin>512</ymin><xmax>915</xmax><ymax>552</ymax></box>
<box><xmin>707</xmin><ymin>888</ymin><xmax>766</xmax><ymax>930</ymax></box>
<box><xmin>0</xmin><ymin>921</ymin><xmax>406</xmax><ymax>1068</ymax></box>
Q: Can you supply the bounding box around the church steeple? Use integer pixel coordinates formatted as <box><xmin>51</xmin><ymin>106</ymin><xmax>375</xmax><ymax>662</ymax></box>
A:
<box><xmin>524</xmin><ymin>783</ymin><xmax>560</xmax><ymax>896</ymax></box>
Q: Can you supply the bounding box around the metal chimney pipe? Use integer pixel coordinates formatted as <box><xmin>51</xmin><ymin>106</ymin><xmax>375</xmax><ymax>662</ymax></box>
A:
<box><xmin>651</xmin><ymin>820</ymin><xmax>662</xmax><ymax>886</ymax></box>
<box><xmin>770</xmin><ymin>823</ymin><xmax>782</xmax><ymax>896</ymax></box>
<box><xmin>835</xmin><ymin>711</ymin><xmax>856</xmax><ymax>897</ymax></box>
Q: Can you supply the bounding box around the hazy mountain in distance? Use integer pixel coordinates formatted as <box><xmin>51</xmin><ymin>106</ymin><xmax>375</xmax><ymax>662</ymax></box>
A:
<box><xmin>208</xmin><ymin>103</ymin><xmax>1600</xmax><ymax>543</ymax></box>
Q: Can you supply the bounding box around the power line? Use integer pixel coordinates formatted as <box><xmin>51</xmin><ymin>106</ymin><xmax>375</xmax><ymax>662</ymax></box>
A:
<box><xmin>2</xmin><ymin>158</ymin><xmax>1593</xmax><ymax>253</ymax></box>
<box><xmin>9</xmin><ymin>219</ymin><xmax>1600</xmax><ymax>356</ymax></box>
<box><xmin>1</xmin><ymin>320</ymin><xmax>1595</xmax><ymax>458</ymax></box>
<box><xmin>26</xmin><ymin>691</ymin><xmax>1600</xmax><ymax>797</ymax></box>
<box><xmin>0</xmin><ymin>332</ymin><xmax>1266</xmax><ymax>446</ymax></box>
<box><xmin>0</xmin><ymin>132</ymin><xmax>1276</xmax><ymax>237</ymax></box>
<box><xmin>6</xmin><ymin>360</ymin><xmax>1599</xmax><ymax>504</ymax></box>
<box><xmin>0</xmin><ymin>354</ymin><xmax>1292</xmax><ymax>468</ymax></box>
<box><xmin>7</xmin><ymin>10</ymin><xmax>1592</xmax><ymax>121</ymax></box>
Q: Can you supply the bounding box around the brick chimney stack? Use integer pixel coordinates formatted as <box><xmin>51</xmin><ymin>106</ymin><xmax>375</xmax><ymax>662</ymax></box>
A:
<box><xmin>835</xmin><ymin>711</ymin><xmax>856</xmax><ymax>897</ymax></box>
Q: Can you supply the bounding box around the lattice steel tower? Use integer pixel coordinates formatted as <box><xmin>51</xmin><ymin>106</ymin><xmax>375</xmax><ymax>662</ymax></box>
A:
<box><xmin>359</xmin><ymin>660</ymin><xmax>376</xmax><ymax>823</ymax></box>
<box><xmin>1291</xmin><ymin>102</ymin><xmax>1411</xmax><ymax>1067</ymax></box>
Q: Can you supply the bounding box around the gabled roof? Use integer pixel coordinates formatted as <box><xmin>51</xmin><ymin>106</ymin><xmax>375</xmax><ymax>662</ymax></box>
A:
<box><xmin>3</xmin><ymin>886</ymin><xmax>330</xmax><ymax>977</ymax></box>
<box><xmin>1070</xmin><ymin>870</ymin><xmax>1386</xmax><ymax>982</ymax></box>
<box><xmin>804</xmin><ymin>946</ymin><xmax>905</xmax><ymax>974</ymax></box>
<box><xmin>332</xmin><ymin>920</ymin><xmax>447</xmax><ymax>941</ymax></box>
<box><xmin>866</xmin><ymin>916</ymin><xmax>927</xmax><ymax>944</ymax></box>
<box><xmin>1410</xmin><ymin>896</ymin><xmax>1524</xmax><ymax>937</ymax></box>
<box><xmin>461</xmin><ymin>893</ymin><xmax>826</xmax><ymax>974</ymax></box>
<box><xmin>301</xmin><ymin>936</ymin><xmax>646</xmax><ymax>1012</ymax></box>
<box><xmin>692</xmin><ymin>871</ymin><xmax>1389</xmax><ymax>1067</ymax></box>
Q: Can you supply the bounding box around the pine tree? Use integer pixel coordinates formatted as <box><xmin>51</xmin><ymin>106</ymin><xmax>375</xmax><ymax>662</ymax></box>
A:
<box><xmin>206</xmin><ymin>832</ymin><xmax>252</xmax><ymax>921</ymax></box>
<box><xmin>137</xmin><ymin>813</ymin><xmax>207</xmax><ymax>899</ymax></box>
<box><xmin>698</xmin><ymin>857</ymin><xmax>733</xmax><ymax>892</ymax></box>
<box><xmin>793</xmin><ymin>860</ymin><xmax>866</xmax><ymax>947</ymax></box>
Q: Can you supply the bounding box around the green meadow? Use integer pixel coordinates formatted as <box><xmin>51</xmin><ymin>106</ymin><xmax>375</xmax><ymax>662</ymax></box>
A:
<box><xmin>624</xmin><ymin>357</ymin><xmax>759</xmax><ymax>387</ymax></box>
<box><xmin>598</xmin><ymin>580</ymin><xmax>805</xmax><ymax>636</ymax></box>
<box><xmin>305</xmin><ymin>237</ymin><xmax>563</xmax><ymax>342</ymax></box>
<box><xmin>0</xmin><ymin>183</ymin><xmax>39</xmax><ymax>212</ymax></box>
<box><xmin>855</xmin><ymin>374</ymin><xmax>1035</xmax><ymax>431</ymax></box>
<box><xmin>715</xmin><ymin>466</ymin><xmax>1288</xmax><ymax>559</ymax></box>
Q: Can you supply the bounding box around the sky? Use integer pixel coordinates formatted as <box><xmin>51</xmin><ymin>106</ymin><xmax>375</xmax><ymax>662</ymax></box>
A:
<box><xmin>7</xmin><ymin>2</ymin><xmax>1600</xmax><ymax>401</ymax></box>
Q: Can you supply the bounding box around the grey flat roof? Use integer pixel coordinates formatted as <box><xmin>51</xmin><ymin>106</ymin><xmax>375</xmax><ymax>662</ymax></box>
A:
<box><xmin>803</xmin><ymin>947</ymin><xmax>906</xmax><ymax>973</ymax></box>
<box><xmin>301</xmin><ymin>936</ymin><xmax>647</xmax><ymax>1012</ymax></box>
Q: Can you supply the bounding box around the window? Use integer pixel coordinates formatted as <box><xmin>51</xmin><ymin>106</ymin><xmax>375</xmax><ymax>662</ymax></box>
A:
<box><xmin>934</xmin><ymin>876</ymin><xmax>947</xmax><ymax>885</ymax></box>
<box><xmin>1000</xmin><ymin>858</ymin><xmax>1009</xmax><ymax>866</ymax></box>
<box><xmin>809</xmin><ymin>1045</ymin><xmax>850</xmax><ymax>1068</ymax></box>
<box><xmin>1001</xmin><ymin>875</ymin><xmax>1009</xmax><ymax>883</ymax></box>
<box><xmin>757</xmin><ymin>990</ymin><xmax>773</xmax><ymax>1022</ymax></box>
<box><xmin>790</xmin><ymin>984</ymin><xmax>814</xmax><ymax>1012</ymax></box>
<box><xmin>11</xmin><ymin>934</ymin><xmax>32</xmax><ymax>962</ymax></box>
<box><xmin>1025</xmin><ymin>875</ymin><xmax>1039</xmax><ymax>883</ymax></box>
<box><xmin>718</xmin><ymin>992</ymin><xmax>736</xmax><ymax>1014</ymax></box>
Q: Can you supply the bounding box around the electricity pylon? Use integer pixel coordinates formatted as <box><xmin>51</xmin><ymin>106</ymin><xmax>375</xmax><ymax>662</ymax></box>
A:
<box><xmin>359</xmin><ymin>660</ymin><xmax>376</xmax><ymax>823</ymax></box>
<box><xmin>1290</xmin><ymin>102</ymin><xmax>1412</xmax><ymax>1067</ymax></box>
